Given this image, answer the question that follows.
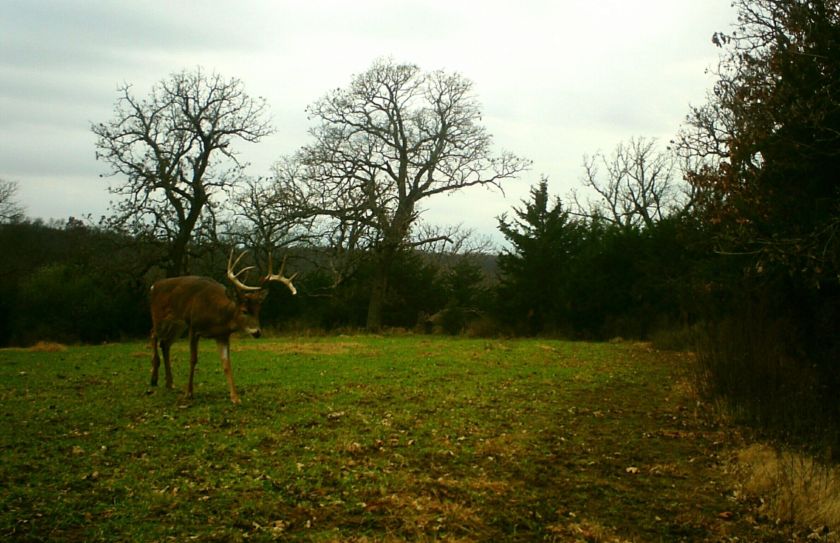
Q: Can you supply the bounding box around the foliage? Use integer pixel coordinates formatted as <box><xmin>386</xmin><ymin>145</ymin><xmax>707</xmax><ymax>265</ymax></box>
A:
<box><xmin>679</xmin><ymin>0</ymin><xmax>840</xmax><ymax>283</ymax></box>
<box><xmin>693</xmin><ymin>274</ymin><xmax>840</xmax><ymax>452</ymax></box>
<box><xmin>496</xmin><ymin>179</ymin><xmax>700</xmax><ymax>338</ymax></box>
<box><xmin>430</xmin><ymin>257</ymin><xmax>493</xmax><ymax>335</ymax></box>
<box><xmin>16</xmin><ymin>264</ymin><xmax>121</xmax><ymax>344</ymax></box>
<box><xmin>0</xmin><ymin>219</ymin><xmax>492</xmax><ymax>345</ymax></box>
<box><xmin>297</xmin><ymin>250</ymin><xmax>451</xmax><ymax>331</ymax></box>
<box><xmin>677</xmin><ymin>0</ymin><xmax>840</xmax><ymax>445</ymax></box>
<box><xmin>0</xmin><ymin>337</ymin><xmax>813</xmax><ymax>541</ymax></box>
<box><xmin>0</xmin><ymin>220</ymin><xmax>150</xmax><ymax>346</ymax></box>
<box><xmin>497</xmin><ymin>178</ymin><xmax>583</xmax><ymax>335</ymax></box>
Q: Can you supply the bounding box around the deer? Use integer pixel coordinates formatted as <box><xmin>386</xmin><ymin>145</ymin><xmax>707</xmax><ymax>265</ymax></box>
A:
<box><xmin>149</xmin><ymin>249</ymin><xmax>297</xmax><ymax>404</ymax></box>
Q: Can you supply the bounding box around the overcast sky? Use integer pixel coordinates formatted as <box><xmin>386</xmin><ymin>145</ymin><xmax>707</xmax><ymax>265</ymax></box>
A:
<box><xmin>1</xmin><ymin>0</ymin><xmax>735</xmax><ymax>243</ymax></box>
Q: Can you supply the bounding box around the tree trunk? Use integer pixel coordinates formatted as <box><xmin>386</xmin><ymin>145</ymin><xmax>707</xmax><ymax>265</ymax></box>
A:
<box><xmin>166</xmin><ymin>238</ymin><xmax>188</xmax><ymax>277</ymax></box>
<box><xmin>166</xmin><ymin>196</ymin><xmax>204</xmax><ymax>277</ymax></box>
<box><xmin>366</xmin><ymin>249</ymin><xmax>393</xmax><ymax>331</ymax></box>
<box><xmin>166</xmin><ymin>227</ymin><xmax>194</xmax><ymax>277</ymax></box>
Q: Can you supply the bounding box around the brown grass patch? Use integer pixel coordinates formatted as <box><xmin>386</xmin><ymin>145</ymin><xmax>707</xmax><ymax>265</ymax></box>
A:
<box><xmin>28</xmin><ymin>341</ymin><xmax>68</xmax><ymax>352</ymax></box>
<box><xmin>545</xmin><ymin>518</ymin><xmax>632</xmax><ymax>543</ymax></box>
<box><xmin>356</xmin><ymin>471</ymin><xmax>516</xmax><ymax>539</ymax></box>
<box><xmin>236</xmin><ymin>341</ymin><xmax>371</xmax><ymax>356</ymax></box>
<box><xmin>427</xmin><ymin>474</ymin><xmax>516</xmax><ymax>499</ymax></box>
<box><xmin>463</xmin><ymin>476</ymin><xmax>515</xmax><ymax>496</ymax></box>
<box><xmin>733</xmin><ymin>443</ymin><xmax>840</xmax><ymax>530</ymax></box>
<box><xmin>365</xmin><ymin>492</ymin><xmax>484</xmax><ymax>536</ymax></box>
<box><xmin>472</xmin><ymin>431</ymin><xmax>532</xmax><ymax>462</ymax></box>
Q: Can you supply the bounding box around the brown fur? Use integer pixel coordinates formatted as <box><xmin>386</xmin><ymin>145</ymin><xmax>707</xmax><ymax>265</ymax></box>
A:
<box><xmin>149</xmin><ymin>276</ymin><xmax>268</xmax><ymax>404</ymax></box>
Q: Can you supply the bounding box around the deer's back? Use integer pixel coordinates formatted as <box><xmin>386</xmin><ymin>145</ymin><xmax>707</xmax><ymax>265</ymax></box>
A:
<box><xmin>150</xmin><ymin>276</ymin><xmax>230</xmax><ymax>326</ymax></box>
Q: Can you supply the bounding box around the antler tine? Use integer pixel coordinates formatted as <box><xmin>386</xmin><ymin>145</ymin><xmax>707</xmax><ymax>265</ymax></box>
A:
<box><xmin>280</xmin><ymin>255</ymin><xmax>301</xmax><ymax>280</ymax></box>
<box><xmin>229</xmin><ymin>249</ymin><xmax>255</xmax><ymax>275</ymax></box>
<box><xmin>277</xmin><ymin>254</ymin><xmax>300</xmax><ymax>282</ymax></box>
<box><xmin>227</xmin><ymin>248</ymin><xmax>262</xmax><ymax>292</ymax></box>
<box><xmin>263</xmin><ymin>252</ymin><xmax>298</xmax><ymax>296</ymax></box>
<box><xmin>232</xmin><ymin>264</ymin><xmax>256</xmax><ymax>279</ymax></box>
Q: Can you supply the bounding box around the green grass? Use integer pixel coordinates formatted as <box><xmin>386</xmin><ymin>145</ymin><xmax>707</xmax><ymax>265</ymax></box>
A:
<box><xmin>0</xmin><ymin>336</ymin><xmax>801</xmax><ymax>541</ymax></box>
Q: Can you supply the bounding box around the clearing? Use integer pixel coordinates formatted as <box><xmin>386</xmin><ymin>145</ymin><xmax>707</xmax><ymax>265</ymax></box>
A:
<box><xmin>0</xmin><ymin>337</ymin><xmax>815</xmax><ymax>541</ymax></box>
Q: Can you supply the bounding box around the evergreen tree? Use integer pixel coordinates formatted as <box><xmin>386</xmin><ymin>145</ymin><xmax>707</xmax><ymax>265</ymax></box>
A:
<box><xmin>496</xmin><ymin>179</ymin><xmax>582</xmax><ymax>334</ymax></box>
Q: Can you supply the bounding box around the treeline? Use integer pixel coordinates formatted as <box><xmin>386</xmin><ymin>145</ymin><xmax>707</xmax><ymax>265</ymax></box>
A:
<box><xmin>0</xmin><ymin>197</ymin><xmax>705</xmax><ymax>347</ymax></box>
<box><xmin>680</xmin><ymin>0</ymin><xmax>840</xmax><ymax>451</ymax></box>
<box><xmin>0</xmin><ymin>218</ymin><xmax>493</xmax><ymax>345</ymax></box>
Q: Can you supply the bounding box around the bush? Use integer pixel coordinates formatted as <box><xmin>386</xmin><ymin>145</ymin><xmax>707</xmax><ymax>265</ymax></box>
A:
<box><xmin>695</xmin><ymin>309</ymin><xmax>837</xmax><ymax>452</ymax></box>
<box><xmin>649</xmin><ymin>325</ymin><xmax>698</xmax><ymax>352</ymax></box>
<box><xmin>12</xmin><ymin>264</ymin><xmax>147</xmax><ymax>345</ymax></box>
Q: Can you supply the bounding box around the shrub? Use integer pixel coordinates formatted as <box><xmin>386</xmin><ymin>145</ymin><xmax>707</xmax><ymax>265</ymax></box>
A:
<box><xmin>695</xmin><ymin>309</ymin><xmax>837</xmax><ymax>452</ymax></box>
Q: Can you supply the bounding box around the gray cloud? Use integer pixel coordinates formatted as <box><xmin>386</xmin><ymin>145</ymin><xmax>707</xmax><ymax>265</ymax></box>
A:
<box><xmin>2</xmin><ymin>1</ymin><xmax>249</xmax><ymax>68</ymax></box>
<box><xmin>1</xmin><ymin>0</ymin><xmax>736</xmax><ymax>237</ymax></box>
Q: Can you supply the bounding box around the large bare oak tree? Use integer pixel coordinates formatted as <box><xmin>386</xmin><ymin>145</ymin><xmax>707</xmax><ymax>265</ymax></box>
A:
<box><xmin>93</xmin><ymin>68</ymin><xmax>272</xmax><ymax>276</ymax></box>
<box><xmin>285</xmin><ymin>59</ymin><xmax>530</xmax><ymax>329</ymax></box>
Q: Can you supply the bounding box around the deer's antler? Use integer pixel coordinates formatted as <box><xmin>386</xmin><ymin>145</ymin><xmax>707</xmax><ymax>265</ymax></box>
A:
<box><xmin>226</xmin><ymin>249</ymin><xmax>262</xmax><ymax>292</ymax></box>
<box><xmin>263</xmin><ymin>253</ymin><xmax>298</xmax><ymax>296</ymax></box>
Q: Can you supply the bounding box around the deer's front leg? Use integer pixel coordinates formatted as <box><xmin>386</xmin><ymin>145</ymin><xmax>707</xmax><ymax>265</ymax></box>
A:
<box><xmin>186</xmin><ymin>332</ymin><xmax>199</xmax><ymax>399</ymax></box>
<box><xmin>217</xmin><ymin>338</ymin><xmax>240</xmax><ymax>404</ymax></box>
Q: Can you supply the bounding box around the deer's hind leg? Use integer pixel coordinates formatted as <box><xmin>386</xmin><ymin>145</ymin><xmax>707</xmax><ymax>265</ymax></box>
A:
<box><xmin>150</xmin><ymin>325</ymin><xmax>175</xmax><ymax>389</ymax></box>
<box><xmin>153</xmin><ymin>320</ymin><xmax>181</xmax><ymax>389</ymax></box>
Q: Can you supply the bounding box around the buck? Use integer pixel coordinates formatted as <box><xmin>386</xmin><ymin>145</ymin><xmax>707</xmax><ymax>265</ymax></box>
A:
<box><xmin>149</xmin><ymin>250</ymin><xmax>297</xmax><ymax>404</ymax></box>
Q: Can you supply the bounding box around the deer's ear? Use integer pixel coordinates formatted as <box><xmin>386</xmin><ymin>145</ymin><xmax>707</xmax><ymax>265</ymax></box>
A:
<box><xmin>239</xmin><ymin>288</ymin><xmax>268</xmax><ymax>303</ymax></box>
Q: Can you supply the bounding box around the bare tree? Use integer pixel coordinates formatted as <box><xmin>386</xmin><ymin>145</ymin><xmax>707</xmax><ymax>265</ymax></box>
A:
<box><xmin>287</xmin><ymin>58</ymin><xmax>530</xmax><ymax>329</ymax></box>
<box><xmin>0</xmin><ymin>179</ymin><xmax>24</xmax><ymax>223</ymax></box>
<box><xmin>573</xmin><ymin>137</ymin><xmax>691</xmax><ymax>228</ymax></box>
<box><xmin>226</xmin><ymin>168</ymin><xmax>316</xmax><ymax>270</ymax></box>
<box><xmin>92</xmin><ymin>68</ymin><xmax>272</xmax><ymax>276</ymax></box>
<box><xmin>419</xmin><ymin>223</ymin><xmax>495</xmax><ymax>257</ymax></box>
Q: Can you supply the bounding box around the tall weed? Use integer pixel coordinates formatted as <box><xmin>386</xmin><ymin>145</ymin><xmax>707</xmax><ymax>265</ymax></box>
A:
<box><xmin>735</xmin><ymin>443</ymin><xmax>840</xmax><ymax>532</ymax></box>
<box><xmin>695</xmin><ymin>313</ymin><xmax>836</xmax><ymax>452</ymax></box>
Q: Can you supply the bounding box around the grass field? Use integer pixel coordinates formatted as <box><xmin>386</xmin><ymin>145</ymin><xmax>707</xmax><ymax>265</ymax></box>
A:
<box><xmin>0</xmin><ymin>336</ymin><xmax>813</xmax><ymax>541</ymax></box>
